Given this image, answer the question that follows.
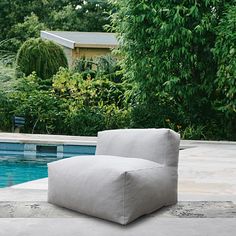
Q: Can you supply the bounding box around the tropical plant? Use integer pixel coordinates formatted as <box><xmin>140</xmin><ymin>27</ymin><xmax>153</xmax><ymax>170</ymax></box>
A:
<box><xmin>16</xmin><ymin>38</ymin><xmax>68</xmax><ymax>80</ymax></box>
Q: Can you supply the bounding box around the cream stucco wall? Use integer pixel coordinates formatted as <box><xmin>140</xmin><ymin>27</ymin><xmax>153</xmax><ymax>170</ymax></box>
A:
<box><xmin>74</xmin><ymin>48</ymin><xmax>111</xmax><ymax>59</ymax></box>
<box><xmin>62</xmin><ymin>46</ymin><xmax>73</xmax><ymax>66</ymax></box>
<box><xmin>63</xmin><ymin>46</ymin><xmax>113</xmax><ymax>67</ymax></box>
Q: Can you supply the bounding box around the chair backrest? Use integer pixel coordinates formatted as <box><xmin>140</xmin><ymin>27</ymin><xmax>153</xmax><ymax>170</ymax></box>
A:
<box><xmin>96</xmin><ymin>129</ymin><xmax>180</xmax><ymax>167</ymax></box>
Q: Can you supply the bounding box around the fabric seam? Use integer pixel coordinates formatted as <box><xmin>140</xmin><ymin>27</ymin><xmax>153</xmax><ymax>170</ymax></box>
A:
<box><xmin>123</xmin><ymin>171</ymin><xmax>127</xmax><ymax>225</ymax></box>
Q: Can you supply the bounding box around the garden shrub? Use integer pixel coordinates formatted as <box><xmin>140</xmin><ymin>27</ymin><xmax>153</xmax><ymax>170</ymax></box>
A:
<box><xmin>11</xmin><ymin>73</ymin><xmax>64</xmax><ymax>134</ymax></box>
<box><xmin>0</xmin><ymin>90</ymin><xmax>15</xmax><ymax>131</ymax></box>
<box><xmin>16</xmin><ymin>38</ymin><xmax>68</xmax><ymax>80</ymax></box>
<box><xmin>96</xmin><ymin>55</ymin><xmax>122</xmax><ymax>82</ymax></box>
<box><xmin>52</xmin><ymin>68</ymin><xmax>130</xmax><ymax>108</ymax></box>
<box><xmin>3</xmin><ymin>69</ymin><xmax>131</xmax><ymax>135</ymax></box>
<box><xmin>130</xmin><ymin>91</ymin><xmax>182</xmax><ymax>128</ymax></box>
<box><xmin>63</xmin><ymin>104</ymin><xmax>131</xmax><ymax>136</ymax></box>
<box><xmin>0</xmin><ymin>39</ymin><xmax>18</xmax><ymax>92</ymax></box>
<box><xmin>72</xmin><ymin>55</ymin><xmax>123</xmax><ymax>82</ymax></box>
<box><xmin>111</xmin><ymin>0</ymin><xmax>220</xmax><ymax>119</ymax></box>
<box><xmin>51</xmin><ymin>68</ymin><xmax>131</xmax><ymax>135</ymax></box>
<box><xmin>213</xmin><ymin>5</ymin><xmax>236</xmax><ymax>140</ymax></box>
<box><xmin>7</xmin><ymin>13</ymin><xmax>47</xmax><ymax>51</ymax></box>
<box><xmin>110</xmin><ymin>0</ymin><xmax>236</xmax><ymax>140</ymax></box>
<box><xmin>72</xmin><ymin>57</ymin><xmax>96</xmax><ymax>79</ymax></box>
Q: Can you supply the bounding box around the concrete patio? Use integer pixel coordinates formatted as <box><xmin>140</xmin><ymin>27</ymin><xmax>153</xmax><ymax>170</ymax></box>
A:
<box><xmin>0</xmin><ymin>137</ymin><xmax>236</xmax><ymax>235</ymax></box>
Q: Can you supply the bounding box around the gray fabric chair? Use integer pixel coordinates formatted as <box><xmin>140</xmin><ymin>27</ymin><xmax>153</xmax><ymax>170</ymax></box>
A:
<box><xmin>48</xmin><ymin>128</ymin><xmax>180</xmax><ymax>225</ymax></box>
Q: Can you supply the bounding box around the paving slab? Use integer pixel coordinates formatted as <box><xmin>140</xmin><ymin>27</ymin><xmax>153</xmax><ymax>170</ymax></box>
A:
<box><xmin>0</xmin><ymin>188</ymin><xmax>47</xmax><ymax>201</ymax></box>
<box><xmin>11</xmin><ymin>143</ymin><xmax>236</xmax><ymax>202</ymax></box>
<box><xmin>0</xmin><ymin>136</ymin><xmax>235</xmax><ymax>235</ymax></box>
<box><xmin>0</xmin><ymin>201</ymin><xmax>235</xmax><ymax>218</ymax></box>
<box><xmin>178</xmin><ymin>145</ymin><xmax>236</xmax><ymax>203</ymax></box>
<box><xmin>0</xmin><ymin>218</ymin><xmax>235</xmax><ymax>236</ymax></box>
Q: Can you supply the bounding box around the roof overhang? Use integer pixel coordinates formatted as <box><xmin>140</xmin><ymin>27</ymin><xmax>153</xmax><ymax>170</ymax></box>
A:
<box><xmin>74</xmin><ymin>43</ymin><xmax>117</xmax><ymax>49</ymax></box>
<box><xmin>41</xmin><ymin>31</ymin><xmax>75</xmax><ymax>49</ymax></box>
<box><xmin>41</xmin><ymin>31</ymin><xmax>118</xmax><ymax>49</ymax></box>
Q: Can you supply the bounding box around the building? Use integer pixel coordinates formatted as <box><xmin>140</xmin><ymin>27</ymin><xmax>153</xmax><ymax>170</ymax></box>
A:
<box><xmin>40</xmin><ymin>31</ymin><xmax>118</xmax><ymax>66</ymax></box>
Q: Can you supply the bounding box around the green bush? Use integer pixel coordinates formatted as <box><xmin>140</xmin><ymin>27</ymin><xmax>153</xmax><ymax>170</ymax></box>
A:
<box><xmin>0</xmin><ymin>39</ymin><xmax>17</xmax><ymax>92</ymax></box>
<box><xmin>9</xmin><ymin>73</ymin><xmax>64</xmax><ymax>134</ymax></box>
<box><xmin>72</xmin><ymin>57</ymin><xmax>96</xmax><ymax>80</ymax></box>
<box><xmin>16</xmin><ymin>38</ymin><xmax>68</xmax><ymax>80</ymax></box>
<box><xmin>52</xmin><ymin>68</ymin><xmax>131</xmax><ymax>135</ymax></box>
<box><xmin>0</xmin><ymin>90</ymin><xmax>15</xmax><ymax>131</ymax></box>
<box><xmin>2</xmin><ymin>69</ymin><xmax>131</xmax><ymax>135</ymax></box>
<box><xmin>96</xmin><ymin>55</ymin><xmax>122</xmax><ymax>82</ymax></box>
<box><xmin>110</xmin><ymin>0</ymin><xmax>236</xmax><ymax>140</ymax></box>
<box><xmin>63</xmin><ymin>104</ymin><xmax>131</xmax><ymax>136</ymax></box>
<box><xmin>213</xmin><ymin>5</ymin><xmax>236</xmax><ymax>140</ymax></box>
<box><xmin>214</xmin><ymin>5</ymin><xmax>236</xmax><ymax>114</ymax></box>
<box><xmin>72</xmin><ymin>55</ymin><xmax>122</xmax><ymax>82</ymax></box>
<box><xmin>7</xmin><ymin>13</ymin><xmax>47</xmax><ymax>51</ymax></box>
<box><xmin>52</xmin><ymin>68</ymin><xmax>130</xmax><ymax>108</ymax></box>
<box><xmin>130</xmin><ymin>91</ymin><xmax>182</xmax><ymax>128</ymax></box>
<box><xmin>111</xmin><ymin>0</ymin><xmax>221</xmax><ymax>119</ymax></box>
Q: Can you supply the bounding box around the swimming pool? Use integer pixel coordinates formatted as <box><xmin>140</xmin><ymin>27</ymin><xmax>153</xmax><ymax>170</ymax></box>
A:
<box><xmin>0</xmin><ymin>144</ymin><xmax>96</xmax><ymax>188</ymax></box>
<box><xmin>0</xmin><ymin>156</ymin><xmax>51</xmax><ymax>188</ymax></box>
<box><xmin>0</xmin><ymin>133</ymin><xmax>97</xmax><ymax>188</ymax></box>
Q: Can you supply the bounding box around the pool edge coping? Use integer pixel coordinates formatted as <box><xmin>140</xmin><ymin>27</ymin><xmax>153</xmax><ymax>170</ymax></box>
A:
<box><xmin>0</xmin><ymin>132</ymin><xmax>97</xmax><ymax>146</ymax></box>
<box><xmin>0</xmin><ymin>132</ymin><xmax>236</xmax><ymax>147</ymax></box>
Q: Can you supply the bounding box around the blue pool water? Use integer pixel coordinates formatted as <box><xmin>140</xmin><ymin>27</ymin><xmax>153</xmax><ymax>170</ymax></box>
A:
<box><xmin>0</xmin><ymin>156</ymin><xmax>55</xmax><ymax>188</ymax></box>
<box><xmin>0</xmin><ymin>143</ymin><xmax>96</xmax><ymax>188</ymax></box>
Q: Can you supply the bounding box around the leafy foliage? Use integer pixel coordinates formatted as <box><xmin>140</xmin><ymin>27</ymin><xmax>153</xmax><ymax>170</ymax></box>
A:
<box><xmin>49</xmin><ymin>1</ymin><xmax>111</xmax><ymax>32</ymax></box>
<box><xmin>0</xmin><ymin>0</ymin><xmax>51</xmax><ymax>44</ymax></box>
<box><xmin>0</xmin><ymin>40</ymin><xmax>17</xmax><ymax>92</ymax></box>
<box><xmin>112</xmin><ymin>1</ymin><xmax>218</xmax><ymax>118</ymax></box>
<box><xmin>7</xmin><ymin>13</ymin><xmax>47</xmax><ymax>51</ymax></box>
<box><xmin>0</xmin><ymin>0</ymin><xmax>235</xmax><ymax>140</ymax></box>
<box><xmin>52</xmin><ymin>68</ymin><xmax>130</xmax><ymax>108</ymax></box>
<box><xmin>111</xmin><ymin>0</ymin><xmax>236</xmax><ymax>140</ymax></box>
<box><xmin>72</xmin><ymin>57</ymin><xmax>97</xmax><ymax>79</ymax></box>
<box><xmin>51</xmin><ymin>68</ymin><xmax>131</xmax><ymax>135</ymax></box>
<box><xmin>0</xmin><ymin>0</ymin><xmax>111</xmax><ymax>52</ymax></box>
<box><xmin>213</xmin><ymin>5</ymin><xmax>236</xmax><ymax>116</ymax></box>
<box><xmin>2</xmin><ymin>69</ymin><xmax>131</xmax><ymax>135</ymax></box>
<box><xmin>0</xmin><ymin>90</ymin><xmax>14</xmax><ymax>131</ymax></box>
<box><xmin>16</xmin><ymin>38</ymin><xmax>68</xmax><ymax>80</ymax></box>
<box><xmin>96</xmin><ymin>55</ymin><xmax>122</xmax><ymax>82</ymax></box>
<box><xmin>72</xmin><ymin>55</ymin><xmax>122</xmax><ymax>82</ymax></box>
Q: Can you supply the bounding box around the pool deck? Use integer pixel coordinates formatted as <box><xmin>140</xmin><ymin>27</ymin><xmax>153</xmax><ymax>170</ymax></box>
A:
<box><xmin>0</xmin><ymin>132</ymin><xmax>236</xmax><ymax>235</ymax></box>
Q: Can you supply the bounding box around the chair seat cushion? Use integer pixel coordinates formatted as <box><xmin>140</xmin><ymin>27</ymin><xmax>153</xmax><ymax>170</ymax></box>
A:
<box><xmin>48</xmin><ymin>155</ymin><xmax>177</xmax><ymax>225</ymax></box>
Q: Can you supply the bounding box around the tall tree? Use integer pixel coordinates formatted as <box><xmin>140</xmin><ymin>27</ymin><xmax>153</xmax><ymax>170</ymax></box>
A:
<box><xmin>110</xmin><ymin>0</ymin><xmax>234</xmax><ymax>125</ymax></box>
<box><xmin>0</xmin><ymin>0</ymin><xmax>49</xmax><ymax>40</ymax></box>
<box><xmin>48</xmin><ymin>1</ymin><xmax>111</xmax><ymax>32</ymax></box>
<box><xmin>0</xmin><ymin>0</ymin><xmax>111</xmax><ymax>51</ymax></box>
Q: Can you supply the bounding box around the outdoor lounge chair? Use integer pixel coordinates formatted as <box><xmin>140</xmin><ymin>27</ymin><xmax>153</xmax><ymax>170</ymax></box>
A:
<box><xmin>48</xmin><ymin>128</ymin><xmax>180</xmax><ymax>225</ymax></box>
